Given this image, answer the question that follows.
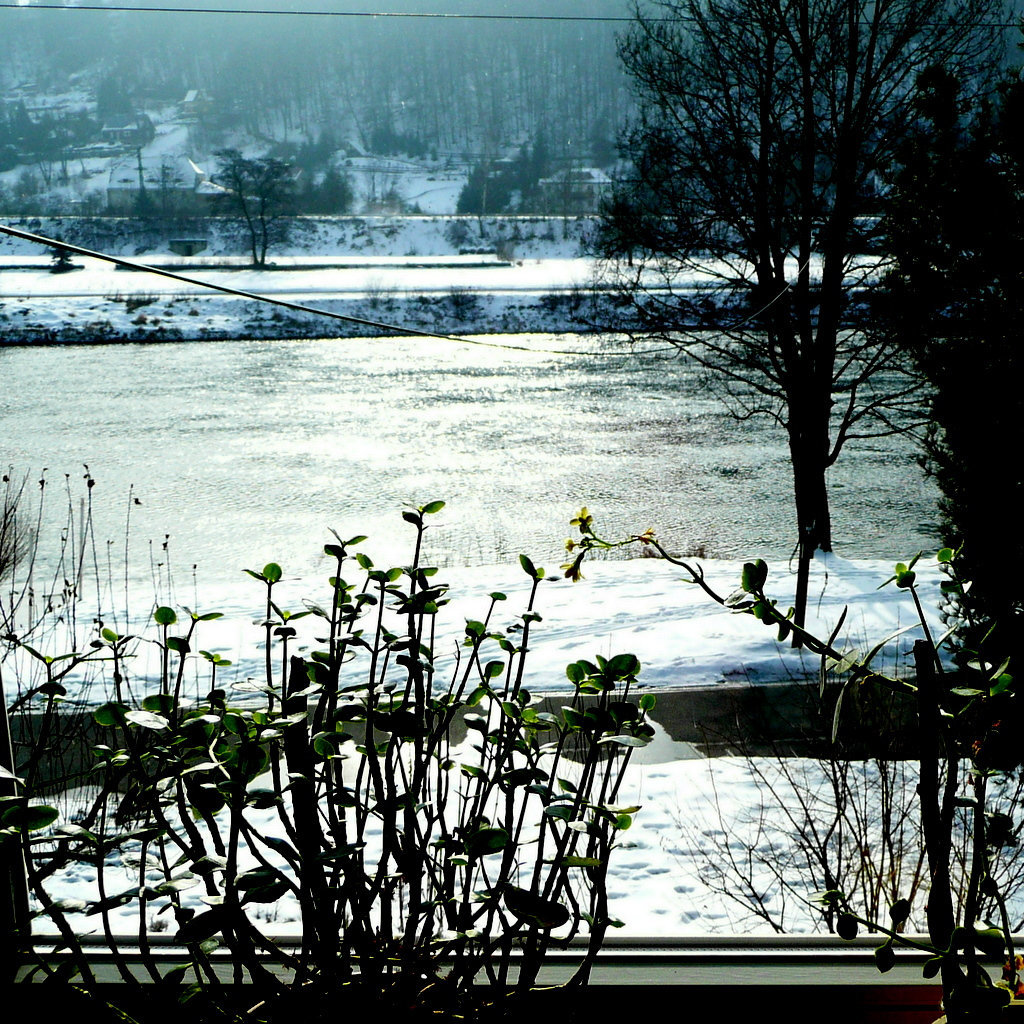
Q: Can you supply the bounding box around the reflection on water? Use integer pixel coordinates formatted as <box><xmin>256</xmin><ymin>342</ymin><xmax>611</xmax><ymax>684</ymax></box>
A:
<box><xmin>1</xmin><ymin>334</ymin><xmax>938</xmax><ymax>588</ymax></box>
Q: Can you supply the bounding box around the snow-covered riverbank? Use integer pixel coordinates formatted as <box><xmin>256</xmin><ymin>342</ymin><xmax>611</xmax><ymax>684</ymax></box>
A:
<box><xmin>1</xmin><ymin>215</ymin><xmax>625</xmax><ymax>342</ymax></box>
<box><xmin>0</xmin><ymin>254</ymin><xmax>613</xmax><ymax>342</ymax></box>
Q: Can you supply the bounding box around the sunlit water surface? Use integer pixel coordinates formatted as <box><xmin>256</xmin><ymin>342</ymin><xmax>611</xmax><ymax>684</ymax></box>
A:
<box><xmin>3</xmin><ymin>333</ymin><xmax>938</xmax><ymax>591</ymax></box>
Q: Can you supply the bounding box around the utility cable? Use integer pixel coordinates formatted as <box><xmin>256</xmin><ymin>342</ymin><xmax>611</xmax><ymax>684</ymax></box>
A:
<box><xmin>0</xmin><ymin>221</ymin><xmax>656</xmax><ymax>356</ymax></box>
<box><xmin>2</xmin><ymin>3</ymin><xmax>1021</xmax><ymax>28</ymax></box>
<box><xmin>0</xmin><ymin>4</ymin><xmax>632</xmax><ymax>21</ymax></box>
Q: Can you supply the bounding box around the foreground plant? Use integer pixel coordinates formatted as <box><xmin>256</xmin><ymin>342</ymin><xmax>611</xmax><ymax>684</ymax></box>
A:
<box><xmin>567</xmin><ymin>512</ymin><xmax>1022</xmax><ymax>1023</ymax></box>
<box><xmin>4</xmin><ymin>502</ymin><xmax>653</xmax><ymax>1022</ymax></box>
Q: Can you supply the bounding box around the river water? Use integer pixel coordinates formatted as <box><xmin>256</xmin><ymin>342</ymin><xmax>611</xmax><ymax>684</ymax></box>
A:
<box><xmin>2</xmin><ymin>333</ymin><xmax>938</xmax><ymax>592</ymax></box>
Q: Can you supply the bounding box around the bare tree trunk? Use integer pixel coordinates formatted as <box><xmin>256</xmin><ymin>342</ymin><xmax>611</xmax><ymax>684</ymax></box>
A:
<box><xmin>0</xmin><ymin>672</ymin><xmax>30</xmax><ymax>983</ymax></box>
<box><xmin>789</xmin><ymin>396</ymin><xmax>833</xmax><ymax>641</ymax></box>
<box><xmin>914</xmin><ymin>641</ymin><xmax>959</xmax><ymax>1017</ymax></box>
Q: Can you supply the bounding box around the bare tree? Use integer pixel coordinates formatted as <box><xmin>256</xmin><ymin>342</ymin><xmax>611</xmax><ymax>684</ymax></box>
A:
<box><xmin>597</xmin><ymin>0</ymin><xmax>1004</xmax><ymax>632</ymax></box>
<box><xmin>0</xmin><ymin>473</ymin><xmax>32</xmax><ymax>584</ymax></box>
<box><xmin>215</xmin><ymin>149</ymin><xmax>296</xmax><ymax>267</ymax></box>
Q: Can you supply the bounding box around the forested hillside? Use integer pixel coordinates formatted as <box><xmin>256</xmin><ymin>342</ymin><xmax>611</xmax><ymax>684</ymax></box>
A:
<box><xmin>1</xmin><ymin>0</ymin><xmax>630</xmax><ymax>215</ymax></box>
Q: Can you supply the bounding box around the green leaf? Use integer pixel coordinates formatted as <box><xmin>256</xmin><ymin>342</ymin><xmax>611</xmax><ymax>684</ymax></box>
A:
<box><xmin>989</xmin><ymin>656</ymin><xmax>1012</xmax><ymax>683</ymax></box>
<box><xmin>421</xmin><ymin>500</ymin><xmax>446</xmax><ymax>515</ymax></box>
<box><xmin>874</xmin><ymin>942</ymin><xmax>896</xmax><ymax>973</ymax></box>
<box><xmin>85</xmin><ymin>890</ymin><xmax>138</xmax><ymax>916</ymax></box>
<box><xmin>502</xmin><ymin>886</ymin><xmax>570</xmax><ymax>929</ymax></box>
<box><xmin>889</xmin><ymin>898</ymin><xmax>911</xmax><ymax>926</ymax></box>
<box><xmin>190</xmin><ymin>855</ymin><xmax>227</xmax><ymax>875</ymax></box>
<box><xmin>990</xmin><ymin>673</ymin><xmax>1013</xmax><ymax>697</ymax></box>
<box><xmin>500</xmin><ymin>700</ymin><xmax>521</xmax><ymax>720</ymax></box>
<box><xmin>222</xmin><ymin>713</ymin><xmax>249</xmax><ymax>735</ymax></box>
<box><xmin>639</xmin><ymin>693</ymin><xmax>657</xmax><ymax>712</ymax></box>
<box><xmin>836</xmin><ymin>913</ymin><xmax>858</xmax><ymax>940</ymax></box>
<box><xmin>950</xmin><ymin>687</ymin><xmax>985</xmax><ymax>698</ymax></box>
<box><xmin>562</xmin><ymin>856</ymin><xmax>603</xmax><ymax>868</ymax></box>
<box><xmin>922</xmin><ymin>957</ymin><xmax>943</xmax><ymax>979</ymax></box>
<box><xmin>466</xmin><ymin>827</ymin><xmax>510</xmax><ymax>856</ymax></box>
<box><xmin>141</xmin><ymin>693</ymin><xmax>175</xmax><ymax>714</ymax></box>
<box><xmin>519</xmin><ymin>554</ymin><xmax>538</xmax><ymax>579</ymax></box>
<box><xmin>974</xmin><ymin>927</ymin><xmax>1005</xmax><ymax>958</ymax></box>
<box><xmin>502</xmin><ymin>767</ymin><xmax>542</xmax><ymax>789</ymax></box>
<box><xmin>177</xmin><ymin>908</ymin><xmax>225</xmax><ymax>943</ymax></box>
<box><xmin>262</xmin><ymin>563</ymin><xmax>282</xmax><ymax>584</ymax></box>
<box><xmin>125</xmin><ymin>709</ymin><xmax>169</xmax><ymax>731</ymax></box>
<box><xmin>741</xmin><ymin>559</ymin><xmax>768</xmax><ymax>593</ymax></box>
<box><xmin>597</xmin><ymin>734</ymin><xmax>648</xmax><ymax>748</ymax></box>
<box><xmin>810</xmin><ymin>890</ymin><xmax>844</xmax><ymax>908</ymax></box>
<box><xmin>93</xmin><ymin>702</ymin><xmax>128</xmax><ymax>727</ymax></box>
<box><xmin>566</xmin><ymin>662</ymin><xmax>586</xmax><ymax>685</ymax></box>
<box><xmin>54</xmin><ymin>819</ymin><xmax>96</xmax><ymax>843</ymax></box>
<box><xmin>831</xmin><ymin>677</ymin><xmax>854</xmax><ymax>745</ymax></box>
<box><xmin>153</xmin><ymin>606</ymin><xmax>177</xmax><ymax>626</ymax></box>
<box><xmin>562</xmin><ymin>707</ymin><xmax>583</xmax><ymax>729</ymax></box>
<box><xmin>44</xmin><ymin>897</ymin><xmax>89</xmax><ymax>914</ymax></box>
<box><xmin>607</xmin><ymin>653</ymin><xmax>640</xmax><ymax>677</ymax></box>
<box><xmin>236</xmin><ymin>867</ymin><xmax>290</xmax><ymax>903</ymax></box>
<box><xmin>1</xmin><ymin>803</ymin><xmax>59</xmax><ymax>831</ymax></box>
<box><xmin>895</xmin><ymin>570</ymin><xmax>916</xmax><ymax>590</ymax></box>
<box><xmin>151</xmin><ymin>877</ymin><xmax>199</xmax><ymax>896</ymax></box>
<box><xmin>543</xmin><ymin>804</ymin><xmax>574</xmax><ymax>821</ymax></box>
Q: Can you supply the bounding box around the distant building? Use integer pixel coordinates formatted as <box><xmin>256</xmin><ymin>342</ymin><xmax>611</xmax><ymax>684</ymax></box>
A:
<box><xmin>106</xmin><ymin>153</ymin><xmax>219</xmax><ymax>214</ymax></box>
<box><xmin>537</xmin><ymin>166</ymin><xmax>612</xmax><ymax>214</ymax></box>
<box><xmin>99</xmin><ymin>113</ymin><xmax>155</xmax><ymax>148</ymax></box>
<box><xmin>179</xmin><ymin>89</ymin><xmax>214</xmax><ymax>121</ymax></box>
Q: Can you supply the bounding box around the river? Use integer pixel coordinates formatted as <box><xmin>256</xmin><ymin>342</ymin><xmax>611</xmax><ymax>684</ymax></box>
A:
<box><xmin>2</xmin><ymin>333</ymin><xmax>938</xmax><ymax>593</ymax></box>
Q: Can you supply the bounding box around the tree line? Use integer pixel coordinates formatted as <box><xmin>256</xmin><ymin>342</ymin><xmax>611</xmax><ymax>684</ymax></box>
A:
<box><xmin>0</xmin><ymin>1</ymin><xmax>628</xmax><ymax>164</ymax></box>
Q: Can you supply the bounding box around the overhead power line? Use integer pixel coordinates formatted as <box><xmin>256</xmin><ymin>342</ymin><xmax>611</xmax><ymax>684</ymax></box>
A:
<box><xmin>0</xmin><ymin>2</ymin><xmax>1021</xmax><ymax>26</ymax></box>
<box><xmin>0</xmin><ymin>3</ymin><xmax>632</xmax><ymax>21</ymax></box>
<box><xmin>0</xmin><ymin>221</ymin><xmax>640</xmax><ymax>357</ymax></box>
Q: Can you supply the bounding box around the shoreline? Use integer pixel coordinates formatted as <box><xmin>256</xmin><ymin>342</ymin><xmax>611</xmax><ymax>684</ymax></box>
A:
<box><xmin>0</xmin><ymin>289</ymin><xmax>616</xmax><ymax>345</ymax></box>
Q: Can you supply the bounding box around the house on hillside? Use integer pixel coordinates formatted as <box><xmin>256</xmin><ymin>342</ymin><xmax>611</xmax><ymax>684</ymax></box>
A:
<box><xmin>179</xmin><ymin>89</ymin><xmax>214</xmax><ymax>121</ymax></box>
<box><xmin>99</xmin><ymin>112</ymin><xmax>155</xmax><ymax>148</ymax></box>
<box><xmin>537</xmin><ymin>166</ymin><xmax>612</xmax><ymax>214</ymax></box>
<box><xmin>106</xmin><ymin>153</ymin><xmax>219</xmax><ymax>214</ymax></box>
